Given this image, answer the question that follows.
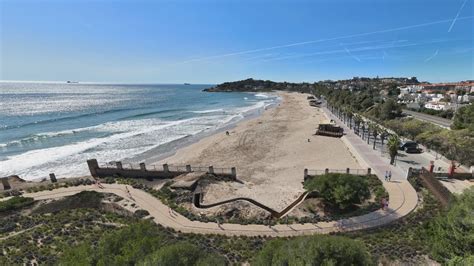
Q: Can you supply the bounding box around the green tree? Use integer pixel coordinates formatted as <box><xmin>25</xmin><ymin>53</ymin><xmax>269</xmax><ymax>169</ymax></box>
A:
<box><xmin>423</xmin><ymin>187</ymin><xmax>474</xmax><ymax>263</ymax></box>
<box><xmin>452</xmin><ymin>104</ymin><xmax>474</xmax><ymax>130</ymax></box>
<box><xmin>304</xmin><ymin>173</ymin><xmax>370</xmax><ymax>209</ymax></box>
<box><xmin>139</xmin><ymin>242</ymin><xmax>226</xmax><ymax>266</ymax></box>
<box><xmin>253</xmin><ymin>235</ymin><xmax>373</xmax><ymax>266</ymax></box>
<box><xmin>387</xmin><ymin>134</ymin><xmax>400</xmax><ymax>165</ymax></box>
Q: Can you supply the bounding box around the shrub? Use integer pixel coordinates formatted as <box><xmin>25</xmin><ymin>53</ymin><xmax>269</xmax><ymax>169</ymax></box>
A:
<box><xmin>138</xmin><ymin>242</ymin><xmax>227</xmax><ymax>266</ymax></box>
<box><xmin>423</xmin><ymin>187</ymin><xmax>474</xmax><ymax>262</ymax></box>
<box><xmin>0</xmin><ymin>196</ymin><xmax>34</xmax><ymax>212</ymax></box>
<box><xmin>134</xmin><ymin>209</ymin><xmax>150</xmax><ymax>219</ymax></box>
<box><xmin>304</xmin><ymin>173</ymin><xmax>370</xmax><ymax>209</ymax></box>
<box><xmin>253</xmin><ymin>235</ymin><xmax>372</xmax><ymax>265</ymax></box>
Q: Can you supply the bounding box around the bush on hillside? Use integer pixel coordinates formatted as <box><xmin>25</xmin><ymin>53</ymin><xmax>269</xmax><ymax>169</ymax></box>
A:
<box><xmin>0</xmin><ymin>196</ymin><xmax>34</xmax><ymax>213</ymax></box>
<box><xmin>138</xmin><ymin>242</ymin><xmax>227</xmax><ymax>266</ymax></box>
<box><xmin>423</xmin><ymin>187</ymin><xmax>474</xmax><ymax>262</ymax></box>
<box><xmin>253</xmin><ymin>235</ymin><xmax>372</xmax><ymax>266</ymax></box>
<box><xmin>304</xmin><ymin>173</ymin><xmax>370</xmax><ymax>209</ymax></box>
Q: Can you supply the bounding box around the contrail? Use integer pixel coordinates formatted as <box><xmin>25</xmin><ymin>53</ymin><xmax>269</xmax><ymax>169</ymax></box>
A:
<box><xmin>448</xmin><ymin>0</ymin><xmax>469</xmax><ymax>32</ymax></box>
<box><xmin>425</xmin><ymin>49</ymin><xmax>439</xmax><ymax>62</ymax></box>
<box><xmin>177</xmin><ymin>16</ymin><xmax>474</xmax><ymax>64</ymax></box>
<box><xmin>257</xmin><ymin>38</ymin><xmax>461</xmax><ymax>63</ymax></box>
<box><xmin>344</xmin><ymin>47</ymin><xmax>362</xmax><ymax>62</ymax></box>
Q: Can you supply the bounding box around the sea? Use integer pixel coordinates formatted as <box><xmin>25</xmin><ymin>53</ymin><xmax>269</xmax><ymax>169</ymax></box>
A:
<box><xmin>0</xmin><ymin>82</ymin><xmax>279</xmax><ymax>180</ymax></box>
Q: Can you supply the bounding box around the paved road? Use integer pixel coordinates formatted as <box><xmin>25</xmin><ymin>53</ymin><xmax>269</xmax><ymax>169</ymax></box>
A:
<box><xmin>402</xmin><ymin>109</ymin><xmax>452</xmax><ymax>128</ymax></box>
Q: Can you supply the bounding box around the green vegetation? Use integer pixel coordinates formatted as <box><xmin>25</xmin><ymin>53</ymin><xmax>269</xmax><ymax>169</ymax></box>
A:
<box><xmin>384</xmin><ymin>118</ymin><xmax>474</xmax><ymax>165</ymax></box>
<box><xmin>452</xmin><ymin>104</ymin><xmax>474</xmax><ymax>130</ymax></box>
<box><xmin>345</xmin><ymin>186</ymin><xmax>474</xmax><ymax>264</ymax></box>
<box><xmin>304</xmin><ymin>173</ymin><xmax>370</xmax><ymax>210</ymax></box>
<box><xmin>253</xmin><ymin>235</ymin><xmax>372</xmax><ymax>265</ymax></box>
<box><xmin>423</xmin><ymin>187</ymin><xmax>474</xmax><ymax>262</ymax></box>
<box><xmin>0</xmin><ymin>196</ymin><xmax>34</xmax><ymax>212</ymax></box>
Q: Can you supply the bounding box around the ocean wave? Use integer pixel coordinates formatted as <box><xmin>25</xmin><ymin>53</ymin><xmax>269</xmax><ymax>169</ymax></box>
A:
<box><xmin>120</xmin><ymin>108</ymin><xmax>186</xmax><ymax>120</ymax></box>
<box><xmin>254</xmin><ymin>93</ymin><xmax>270</xmax><ymax>98</ymax></box>
<box><xmin>0</xmin><ymin>106</ymin><xmax>141</xmax><ymax>131</ymax></box>
<box><xmin>191</xmin><ymin>108</ymin><xmax>225</xmax><ymax>114</ymax></box>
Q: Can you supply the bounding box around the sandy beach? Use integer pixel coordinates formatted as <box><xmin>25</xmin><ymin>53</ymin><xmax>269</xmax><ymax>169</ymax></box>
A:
<box><xmin>156</xmin><ymin>92</ymin><xmax>362</xmax><ymax>211</ymax></box>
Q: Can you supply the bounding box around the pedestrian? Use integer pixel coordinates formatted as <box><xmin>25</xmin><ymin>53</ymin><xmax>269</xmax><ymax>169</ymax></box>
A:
<box><xmin>384</xmin><ymin>171</ymin><xmax>388</xmax><ymax>181</ymax></box>
<box><xmin>307</xmin><ymin>138</ymin><xmax>310</xmax><ymax>142</ymax></box>
<box><xmin>388</xmin><ymin>170</ymin><xmax>392</xmax><ymax>182</ymax></box>
<box><xmin>381</xmin><ymin>198</ymin><xmax>386</xmax><ymax>210</ymax></box>
<box><xmin>385</xmin><ymin>200</ymin><xmax>389</xmax><ymax>210</ymax></box>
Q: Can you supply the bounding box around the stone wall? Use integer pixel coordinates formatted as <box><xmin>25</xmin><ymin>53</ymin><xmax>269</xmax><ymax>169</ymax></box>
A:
<box><xmin>87</xmin><ymin>159</ymin><xmax>237</xmax><ymax>180</ymax></box>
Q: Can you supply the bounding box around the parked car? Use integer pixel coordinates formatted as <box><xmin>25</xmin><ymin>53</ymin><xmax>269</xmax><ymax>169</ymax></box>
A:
<box><xmin>405</xmin><ymin>146</ymin><xmax>423</xmax><ymax>153</ymax></box>
<box><xmin>399</xmin><ymin>141</ymin><xmax>418</xmax><ymax>151</ymax></box>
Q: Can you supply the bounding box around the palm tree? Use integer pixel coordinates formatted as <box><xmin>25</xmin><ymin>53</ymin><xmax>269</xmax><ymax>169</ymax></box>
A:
<box><xmin>380</xmin><ymin>130</ymin><xmax>388</xmax><ymax>146</ymax></box>
<box><xmin>346</xmin><ymin>108</ymin><xmax>354</xmax><ymax>129</ymax></box>
<box><xmin>371</xmin><ymin>125</ymin><xmax>381</xmax><ymax>150</ymax></box>
<box><xmin>353</xmin><ymin>115</ymin><xmax>362</xmax><ymax>135</ymax></box>
<box><xmin>387</xmin><ymin>134</ymin><xmax>401</xmax><ymax>165</ymax></box>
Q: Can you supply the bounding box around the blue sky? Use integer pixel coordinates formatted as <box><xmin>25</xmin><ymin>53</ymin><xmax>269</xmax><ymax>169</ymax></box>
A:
<box><xmin>1</xmin><ymin>0</ymin><xmax>473</xmax><ymax>83</ymax></box>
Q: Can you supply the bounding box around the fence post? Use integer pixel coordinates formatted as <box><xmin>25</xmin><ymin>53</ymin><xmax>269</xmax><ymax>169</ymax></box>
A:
<box><xmin>231</xmin><ymin>167</ymin><xmax>237</xmax><ymax>179</ymax></box>
<box><xmin>367</xmin><ymin>168</ymin><xmax>371</xmax><ymax>175</ymax></box>
<box><xmin>407</xmin><ymin>167</ymin><xmax>412</xmax><ymax>179</ymax></box>
<box><xmin>186</xmin><ymin>165</ymin><xmax>192</xmax><ymax>172</ymax></box>
<box><xmin>208</xmin><ymin>166</ymin><xmax>214</xmax><ymax>174</ymax></box>
<box><xmin>49</xmin><ymin>173</ymin><xmax>57</xmax><ymax>183</ymax></box>
<box><xmin>140</xmin><ymin>163</ymin><xmax>146</xmax><ymax>171</ymax></box>
<box><xmin>346</xmin><ymin>168</ymin><xmax>350</xmax><ymax>174</ymax></box>
<box><xmin>163</xmin><ymin>164</ymin><xmax>169</xmax><ymax>172</ymax></box>
<box><xmin>325</xmin><ymin>168</ymin><xmax>329</xmax><ymax>174</ymax></box>
<box><xmin>304</xmin><ymin>169</ymin><xmax>308</xmax><ymax>181</ymax></box>
<box><xmin>116</xmin><ymin>161</ymin><xmax>123</xmax><ymax>170</ymax></box>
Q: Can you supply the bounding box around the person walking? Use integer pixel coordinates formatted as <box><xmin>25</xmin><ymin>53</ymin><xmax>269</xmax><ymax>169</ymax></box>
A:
<box><xmin>388</xmin><ymin>170</ymin><xmax>392</xmax><ymax>182</ymax></box>
<box><xmin>384</xmin><ymin>171</ymin><xmax>388</xmax><ymax>181</ymax></box>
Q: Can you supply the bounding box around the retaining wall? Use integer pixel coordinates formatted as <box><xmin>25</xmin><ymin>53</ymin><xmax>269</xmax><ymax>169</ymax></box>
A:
<box><xmin>87</xmin><ymin>159</ymin><xmax>237</xmax><ymax>180</ymax></box>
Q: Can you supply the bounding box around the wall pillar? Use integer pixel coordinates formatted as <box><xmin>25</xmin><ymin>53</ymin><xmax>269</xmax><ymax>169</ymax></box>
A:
<box><xmin>87</xmin><ymin>159</ymin><xmax>99</xmax><ymax>177</ymax></box>
<box><xmin>140</xmin><ymin>163</ymin><xmax>146</xmax><ymax>171</ymax></box>
<box><xmin>116</xmin><ymin>161</ymin><xmax>123</xmax><ymax>170</ymax></box>
<box><xmin>231</xmin><ymin>167</ymin><xmax>237</xmax><ymax>179</ymax></box>
<box><xmin>49</xmin><ymin>173</ymin><xmax>57</xmax><ymax>183</ymax></box>
<box><xmin>208</xmin><ymin>166</ymin><xmax>214</xmax><ymax>174</ymax></box>
<box><xmin>186</xmin><ymin>165</ymin><xmax>192</xmax><ymax>172</ymax></box>
<box><xmin>1</xmin><ymin>178</ymin><xmax>11</xmax><ymax>190</ymax></box>
<box><xmin>163</xmin><ymin>164</ymin><xmax>169</xmax><ymax>172</ymax></box>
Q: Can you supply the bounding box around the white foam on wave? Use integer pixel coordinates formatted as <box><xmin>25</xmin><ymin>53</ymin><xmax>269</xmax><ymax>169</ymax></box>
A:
<box><xmin>254</xmin><ymin>93</ymin><xmax>270</xmax><ymax>98</ymax></box>
<box><xmin>191</xmin><ymin>108</ymin><xmax>225</xmax><ymax>114</ymax></box>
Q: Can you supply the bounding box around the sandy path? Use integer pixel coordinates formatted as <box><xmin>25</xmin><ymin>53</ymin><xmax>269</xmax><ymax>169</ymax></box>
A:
<box><xmin>155</xmin><ymin>92</ymin><xmax>362</xmax><ymax>210</ymax></box>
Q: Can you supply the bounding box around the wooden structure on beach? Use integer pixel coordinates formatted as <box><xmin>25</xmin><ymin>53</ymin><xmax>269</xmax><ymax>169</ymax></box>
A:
<box><xmin>315</xmin><ymin>124</ymin><xmax>344</xmax><ymax>138</ymax></box>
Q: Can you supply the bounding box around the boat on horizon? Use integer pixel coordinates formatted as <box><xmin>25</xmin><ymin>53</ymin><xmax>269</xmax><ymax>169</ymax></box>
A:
<box><xmin>66</xmin><ymin>81</ymin><xmax>79</xmax><ymax>84</ymax></box>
